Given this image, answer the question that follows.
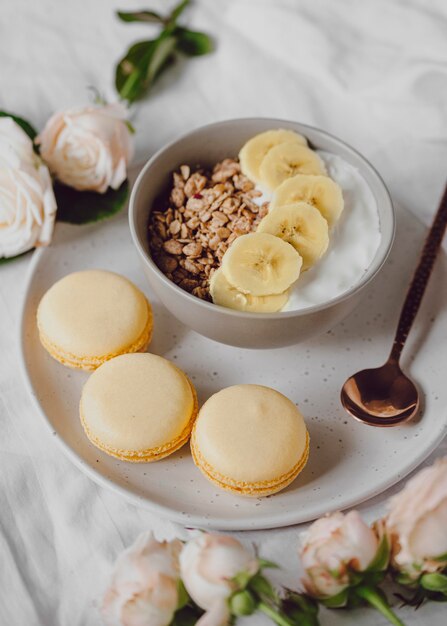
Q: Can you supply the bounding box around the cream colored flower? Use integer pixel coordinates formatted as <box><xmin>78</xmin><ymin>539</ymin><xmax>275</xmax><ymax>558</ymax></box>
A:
<box><xmin>0</xmin><ymin>131</ymin><xmax>56</xmax><ymax>258</ymax></box>
<box><xmin>386</xmin><ymin>457</ymin><xmax>447</xmax><ymax>580</ymax></box>
<box><xmin>38</xmin><ymin>103</ymin><xmax>133</xmax><ymax>193</ymax></box>
<box><xmin>0</xmin><ymin>117</ymin><xmax>39</xmax><ymax>169</ymax></box>
<box><xmin>180</xmin><ymin>534</ymin><xmax>259</xmax><ymax>625</ymax></box>
<box><xmin>102</xmin><ymin>531</ymin><xmax>182</xmax><ymax>626</ymax></box>
<box><xmin>300</xmin><ymin>511</ymin><xmax>379</xmax><ymax>598</ymax></box>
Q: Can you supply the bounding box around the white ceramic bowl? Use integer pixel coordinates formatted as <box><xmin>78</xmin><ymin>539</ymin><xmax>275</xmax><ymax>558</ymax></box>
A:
<box><xmin>129</xmin><ymin>118</ymin><xmax>395</xmax><ymax>348</ymax></box>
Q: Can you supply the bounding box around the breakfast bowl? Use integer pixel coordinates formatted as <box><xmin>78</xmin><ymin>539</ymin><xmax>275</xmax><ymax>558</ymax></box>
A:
<box><xmin>129</xmin><ymin>118</ymin><xmax>395</xmax><ymax>348</ymax></box>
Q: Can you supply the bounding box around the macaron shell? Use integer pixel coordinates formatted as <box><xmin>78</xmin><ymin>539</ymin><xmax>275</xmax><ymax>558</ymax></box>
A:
<box><xmin>80</xmin><ymin>353</ymin><xmax>198</xmax><ymax>461</ymax></box>
<box><xmin>192</xmin><ymin>384</ymin><xmax>308</xmax><ymax>484</ymax></box>
<box><xmin>81</xmin><ymin>378</ymin><xmax>198</xmax><ymax>462</ymax></box>
<box><xmin>38</xmin><ymin>304</ymin><xmax>152</xmax><ymax>370</ymax></box>
<box><xmin>191</xmin><ymin>429</ymin><xmax>309</xmax><ymax>496</ymax></box>
<box><xmin>37</xmin><ymin>270</ymin><xmax>152</xmax><ymax>362</ymax></box>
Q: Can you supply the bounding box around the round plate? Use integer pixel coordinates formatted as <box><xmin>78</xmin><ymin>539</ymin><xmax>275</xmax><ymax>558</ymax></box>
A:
<box><xmin>20</xmin><ymin>207</ymin><xmax>447</xmax><ymax>530</ymax></box>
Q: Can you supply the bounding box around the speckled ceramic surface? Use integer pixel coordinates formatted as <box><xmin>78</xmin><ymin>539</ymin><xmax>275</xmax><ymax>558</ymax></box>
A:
<box><xmin>20</xmin><ymin>207</ymin><xmax>447</xmax><ymax>530</ymax></box>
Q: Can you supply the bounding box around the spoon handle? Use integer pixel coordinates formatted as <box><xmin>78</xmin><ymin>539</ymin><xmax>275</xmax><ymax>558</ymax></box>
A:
<box><xmin>390</xmin><ymin>183</ymin><xmax>447</xmax><ymax>362</ymax></box>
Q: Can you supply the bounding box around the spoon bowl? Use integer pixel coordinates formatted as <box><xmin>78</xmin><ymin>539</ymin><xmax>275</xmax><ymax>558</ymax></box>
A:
<box><xmin>341</xmin><ymin>362</ymin><xmax>419</xmax><ymax>427</ymax></box>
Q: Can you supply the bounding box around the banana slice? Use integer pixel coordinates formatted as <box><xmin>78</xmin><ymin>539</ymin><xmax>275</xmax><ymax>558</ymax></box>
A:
<box><xmin>210</xmin><ymin>268</ymin><xmax>289</xmax><ymax>313</ymax></box>
<box><xmin>270</xmin><ymin>174</ymin><xmax>344</xmax><ymax>225</ymax></box>
<box><xmin>257</xmin><ymin>202</ymin><xmax>329</xmax><ymax>270</ymax></box>
<box><xmin>221</xmin><ymin>232</ymin><xmax>302</xmax><ymax>296</ymax></box>
<box><xmin>239</xmin><ymin>129</ymin><xmax>307</xmax><ymax>184</ymax></box>
<box><xmin>259</xmin><ymin>143</ymin><xmax>326</xmax><ymax>191</ymax></box>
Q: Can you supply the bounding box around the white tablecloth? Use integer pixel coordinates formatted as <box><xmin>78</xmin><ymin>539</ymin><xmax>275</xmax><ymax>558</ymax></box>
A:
<box><xmin>1</xmin><ymin>1</ymin><xmax>446</xmax><ymax>624</ymax></box>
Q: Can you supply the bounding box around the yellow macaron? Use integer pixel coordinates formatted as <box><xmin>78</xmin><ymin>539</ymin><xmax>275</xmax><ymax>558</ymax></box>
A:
<box><xmin>37</xmin><ymin>270</ymin><xmax>153</xmax><ymax>370</ymax></box>
<box><xmin>191</xmin><ymin>384</ymin><xmax>309</xmax><ymax>497</ymax></box>
<box><xmin>80</xmin><ymin>353</ymin><xmax>198</xmax><ymax>462</ymax></box>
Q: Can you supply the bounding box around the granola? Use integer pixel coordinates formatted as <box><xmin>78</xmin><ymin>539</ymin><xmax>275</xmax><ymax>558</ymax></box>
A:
<box><xmin>147</xmin><ymin>158</ymin><xmax>269</xmax><ymax>300</ymax></box>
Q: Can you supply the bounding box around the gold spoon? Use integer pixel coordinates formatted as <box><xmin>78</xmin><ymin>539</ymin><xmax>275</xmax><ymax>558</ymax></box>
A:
<box><xmin>341</xmin><ymin>183</ymin><xmax>447</xmax><ymax>427</ymax></box>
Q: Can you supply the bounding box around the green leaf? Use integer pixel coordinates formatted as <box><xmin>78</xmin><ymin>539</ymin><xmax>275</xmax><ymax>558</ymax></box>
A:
<box><xmin>0</xmin><ymin>110</ymin><xmax>37</xmax><ymax>140</ymax></box>
<box><xmin>175</xmin><ymin>28</ymin><xmax>213</xmax><ymax>56</ymax></box>
<box><xmin>366</xmin><ymin>534</ymin><xmax>390</xmax><ymax>572</ymax></box>
<box><xmin>0</xmin><ymin>249</ymin><xmax>33</xmax><ymax>265</ymax></box>
<box><xmin>168</xmin><ymin>0</ymin><xmax>190</xmax><ymax>26</ymax></box>
<box><xmin>54</xmin><ymin>180</ymin><xmax>129</xmax><ymax>224</ymax></box>
<box><xmin>321</xmin><ymin>588</ymin><xmax>349</xmax><ymax>608</ymax></box>
<box><xmin>363</xmin><ymin>571</ymin><xmax>385</xmax><ymax>587</ymax></box>
<box><xmin>283</xmin><ymin>590</ymin><xmax>319</xmax><ymax>616</ymax></box>
<box><xmin>258</xmin><ymin>602</ymin><xmax>296</xmax><ymax>626</ymax></box>
<box><xmin>434</xmin><ymin>552</ymin><xmax>447</xmax><ymax>562</ymax></box>
<box><xmin>124</xmin><ymin>120</ymin><xmax>136</xmax><ymax>134</ymax></box>
<box><xmin>421</xmin><ymin>573</ymin><xmax>447</xmax><ymax>592</ymax></box>
<box><xmin>115</xmin><ymin>39</ymin><xmax>155</xmax><ymax>99</ymax></box>
<box><xmin>114</xmin><ymin>0</ymin><xmax>213</xmax><ymax>103</ymax></box>
<box><xmin>293</xmin><ymin>615</ymin><xmax>320</xmax><ymax>626</ymax></box>
<box><xmin>176</xmin><ymin>580</ymin><xmax>189</xmax><ymax>610</ymax></box>
<box><xmin>116</xmin><ymin>34</ymin><xmax>177</xmax><ymax>103</ymax></box>
<box><xmin>258</xmin><ymin>558</ymin><xmax>280</xmax><ymax>570</ymax></box>
<box><xmin>144</xmin><ymin>35</ymin><xmax>177</xmax><ymax>88</ymax></box>
<box><xmin>249</xmin><ymin>573</ymin><xmax>277</xmax><ymax>601</ymax></box>
<box><xmin>347</xmin><ymin>570</ymin><xmax>363</xmax><ymax>586</ymax></box>
<box><xmin>117</xmin><ymin>10</ymin><xmax>164</xmax><ymax>24</ymax></box>
<box><xmin>394</xmin><ymin>572</ymin><xmax>416</xmax><ymax>587</ymax></box>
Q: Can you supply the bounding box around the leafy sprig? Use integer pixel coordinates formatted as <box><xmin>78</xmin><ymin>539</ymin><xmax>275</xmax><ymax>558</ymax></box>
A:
<box><xmin>229</xmin><ymin>562</ymin><xmax>320</xmax><ymax>626</ymax></box>
<box><xmin>115</xmin><ymin>0</ymin><xmax>213</xmax><ymax>103</ymax></box>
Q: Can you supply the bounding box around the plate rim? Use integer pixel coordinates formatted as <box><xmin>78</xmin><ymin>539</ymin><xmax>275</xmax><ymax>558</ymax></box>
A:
<box><xmin>19</xmin><ymin>225</ymin><xmax>447</xmax><ymax>530</ymax></box>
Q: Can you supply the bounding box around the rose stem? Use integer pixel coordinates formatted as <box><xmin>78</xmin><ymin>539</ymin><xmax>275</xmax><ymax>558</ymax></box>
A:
<box><xmin>355</xmin><ymin>586</ymin><xmax>405</xmax><ymax>626</ymax></box>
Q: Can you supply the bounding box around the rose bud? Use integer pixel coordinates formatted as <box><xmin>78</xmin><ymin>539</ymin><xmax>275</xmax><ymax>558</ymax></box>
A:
<box><xmin>386</xmin><ymin>457</ymin><xmax>447</xmax><ymax>582</ymax></box>
<box><xmin>102</xmin><ymin>531</ymin><xmax>182</xmax><ymax>626</ymax></box>
<box><xmin>179</xmin><ymin>534</ymin><xmax>259</xmax><ymax>625</ymax></box>
<box><xmin>300</xmin><ymin>512</ymin><xmax>405</xmax><ymax>626</ymax></box>
<box><xmin>0</xmin><ymin>118</ymin><xmax>56</xmax><ymax>258</ymax></box>
<box><xmin>300</xmin><ymin>511</ymin><xmax>380</xmax><ymax>600</ymax></box>
<box><xmin>37</xmin><ymin>103</ymin><xmax>133</xmax><ymax>193</ymax></box>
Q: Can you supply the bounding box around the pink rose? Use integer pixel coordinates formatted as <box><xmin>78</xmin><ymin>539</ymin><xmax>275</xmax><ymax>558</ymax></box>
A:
<box><xmin>385</xmin><ymin>457</ymin><xmax>447</xmax><ymax>580</ymax></box>
<box><xmin>102</xmin><ymin>532</ymin><xmax>182</xmax><ymax>626</ymax></box>
<box><xmin>300</xmin><ymin>511</ymin><xmax>380</xmax><ymax>599</ymax></box>
<box><xmin>38</xmin><ymin>103</ymin><xmax>133</xmax><ymax>193</ymax></box>
<box><xmin>179</xmin><ymin>534</ymin><xmax>259</xmax><ymax>626</ymax></box>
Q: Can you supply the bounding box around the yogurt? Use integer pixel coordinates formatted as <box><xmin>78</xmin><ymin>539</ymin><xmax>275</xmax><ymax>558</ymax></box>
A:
<box><xmin>259</xmin><ymin>151</ymin><xmax>381</xmax><ymax>312</ymax></box>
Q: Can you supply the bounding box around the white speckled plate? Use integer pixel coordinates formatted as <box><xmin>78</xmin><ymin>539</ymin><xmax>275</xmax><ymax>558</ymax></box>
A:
<box><xmin>20</xmin><ymin>206</ymin><xmax>447</xmax><ymax>530</ymax></box>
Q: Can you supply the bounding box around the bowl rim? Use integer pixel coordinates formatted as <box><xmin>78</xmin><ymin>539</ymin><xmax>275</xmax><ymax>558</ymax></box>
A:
<box><xmin>129</xmin><ymin>117</ymin><xmax>396</xmax><ymax>320</ymax></box>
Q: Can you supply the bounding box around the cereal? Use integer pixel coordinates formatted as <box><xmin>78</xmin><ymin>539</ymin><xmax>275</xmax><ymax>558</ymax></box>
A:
<box><xmin>148</xmin><ymin>159</ymin><xmax>265</xmax><ymax>300</ymax></box>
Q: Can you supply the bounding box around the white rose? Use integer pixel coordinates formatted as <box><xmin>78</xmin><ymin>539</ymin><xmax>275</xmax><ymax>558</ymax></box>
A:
<box><xmin>385</xmin><ymin>457</ymin><xmax>447</xmax><ymax>580</ymax></box>
<box><xmin>0</xmin><ymin>116</ymin><xmax>39</xmax><ymax>169</ymax></box>
<box><xmin>300</xmin><ymin>511</ymin><xmax>380</xmax><ymax>599</ymax></box>
<box><xmin>102</xmin><ymin>531</ymin><xmax>182</xmax><ymax>626</ymax></box>
<box><xmin>179</xmin><ymin>534</ymin><xmax>259</xmax><ymax>626</ymax></box>
<box><xmin>37</xmin><ymin>103</ymin><xmax>133</xmax><ymax>193</ymax></box>
<box><xmin>0</xmin><ymin>128</ymin><xmax>57</xmax><ymax>258</ymax></box>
